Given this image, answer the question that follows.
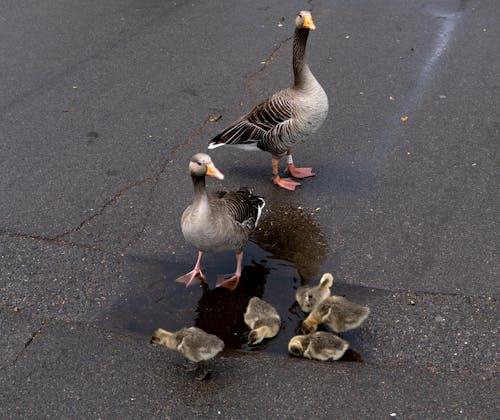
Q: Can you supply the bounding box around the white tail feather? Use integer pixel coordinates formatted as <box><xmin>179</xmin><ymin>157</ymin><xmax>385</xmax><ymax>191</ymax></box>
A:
<box><xmin>255</xmin><ymin>199</ymin><xmax>265</xmax><ymax>226</ymax></box>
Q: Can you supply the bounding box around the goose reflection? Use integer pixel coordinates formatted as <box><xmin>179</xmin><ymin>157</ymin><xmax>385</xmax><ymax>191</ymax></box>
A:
<box><xmin>194</xmin><ymin>260</ymin><xmax>269</xmax><ymax>348</ymax></box>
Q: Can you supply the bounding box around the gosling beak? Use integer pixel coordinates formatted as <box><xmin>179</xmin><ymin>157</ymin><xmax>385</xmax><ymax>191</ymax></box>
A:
<box><xmin>303</xmin><ymin>16</ymin><xmax>316</xmax><ymax>30</ymax></box>
<box><xmin>206</xmin><ymin>163</ymin><xmax>224</xmax><ymax>180</ymax></box>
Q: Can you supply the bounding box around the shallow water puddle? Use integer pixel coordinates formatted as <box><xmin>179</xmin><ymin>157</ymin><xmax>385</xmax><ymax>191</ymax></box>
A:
<box><xmin>93</xmin><ymin>206</ymin><xmax>366</xmax><ymax>360</ymax></box>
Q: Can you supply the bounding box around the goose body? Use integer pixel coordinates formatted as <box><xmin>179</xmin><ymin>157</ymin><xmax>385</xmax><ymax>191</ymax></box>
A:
<box><xmin>288</xmin><ymin>332</ymin><xmax>349</xmax><ymax>361</ymax></box>
<box><xmin>151</xmin><ymin>326</ymin><xmax>224</xmax><ymax>379</ymax></box>
<box><xmin>208</xmin><ymin>11</ymin><xmax>328</xmax><ymax>191</ymax></box>
<box><xmin>244</xmin><ymin>297</ymin><xmax>281</xmax><ymax>345</ymax></box>
<box><xmin>301</xmin><ymin>295</ymin><xmax>370</xmax><ymax>334</ymax></box>
<box><xmin>296</xmin><ymin>272</ymin><xmax>334</xmax><ymax>313</ymax></box>
<box><xmin>177</xmin><ymin>153</ymin><xmax>265</xmax><ymax>290</ymax></box>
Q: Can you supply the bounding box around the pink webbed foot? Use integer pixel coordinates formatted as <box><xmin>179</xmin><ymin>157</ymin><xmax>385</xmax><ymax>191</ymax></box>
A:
<box><xmin>175</xmin><ymin>270</ymin><xmax>206</xmax><ymax>287</ymax></box>
<box><xmin>272</xmin><ymin>175</ymin><xmax>301</xmax><ymax>191</ymax></box>
<box><xmin>286</xmin><ymin>164</ymin><xmax>316</xmax><ymax>179</ymax></box>
<box><xmin>215</xmin><ymin>274</ymin><xmax>240</xmax><ymax>292</ymax></box>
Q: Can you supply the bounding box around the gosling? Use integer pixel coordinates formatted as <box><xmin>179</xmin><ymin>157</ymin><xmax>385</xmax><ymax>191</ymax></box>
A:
<box><xmin>295</xmin><ymin>272</ymin><xmax>334</xmax><ymax>312</ymax></box>
<box><xmin>301</xmin><ymin>295</ymin><xmax>370</xmax><ymax>334</ymax></box>
<box><xmin>244</xmin><ymin>297</ymin><xmax>281</xmax><ymax>345</ymax></box>
<box><xmin>151</xmin><ymin>326</ymin><xmax>224</xmax><ymax>380</ymax></box>
<box><xmin>288</xmin><ymin>331</ymin><xmax>349</xmax><ymax>361</ymax></box>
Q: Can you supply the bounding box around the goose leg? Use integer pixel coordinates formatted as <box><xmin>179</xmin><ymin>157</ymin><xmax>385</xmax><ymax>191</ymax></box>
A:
<box><xmin>216</xmin><ymin>251</ymin><xmax>243</xmax><ymax>291</ymax></box>
<box><xmin>196</xmin><ymin>361</ymin><xmax>210</xmax><ymax>380</ymax></box>
<box><xmin>285</xmin><ymin>150</ymin><xmax>315</xmax><ymax>178</ymax></box>
<box><xmin>271</xmin><ymin>156</ymin><xmax>301</xmax><ymax>191</ymax></box>
<box><xmin>175</xmin><ymin>251</ymin><xmax>206</xmax><ymax>286</ymax></box>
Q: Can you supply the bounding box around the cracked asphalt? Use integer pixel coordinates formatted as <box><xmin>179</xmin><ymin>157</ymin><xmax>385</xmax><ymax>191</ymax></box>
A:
<box><xmin>1</xmin><ymin>0</ymin><xmax>499</xmax><ymax>418</ymax></box>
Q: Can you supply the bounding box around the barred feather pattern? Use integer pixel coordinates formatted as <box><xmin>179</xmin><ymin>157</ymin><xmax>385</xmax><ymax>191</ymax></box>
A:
<box><xmin>210</xmin><ymin>188</ymin><xmax>265</xmax><ymax>229</ymax></box>
<box><xmin>208</xmin><ymin>24</ymin><xmax>328</xmax><ymax>158</ymax></box>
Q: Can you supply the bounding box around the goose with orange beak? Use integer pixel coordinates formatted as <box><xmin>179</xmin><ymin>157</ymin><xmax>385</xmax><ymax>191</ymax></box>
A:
<box><xmin>176</xmin><ymin>153</ymin><xmax>265</xmax><ymax>290</ymax></box>
<box><xmin>208</xmin><ymin>11</ymin><xmax>328</xmax><ymax>191</ymax></box>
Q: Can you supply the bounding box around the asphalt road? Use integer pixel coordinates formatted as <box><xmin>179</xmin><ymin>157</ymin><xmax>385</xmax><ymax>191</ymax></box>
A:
<box><xmin>1</xmin><ymin>0</ymin><xmax>498</xmax><ymax>418</ymax></box>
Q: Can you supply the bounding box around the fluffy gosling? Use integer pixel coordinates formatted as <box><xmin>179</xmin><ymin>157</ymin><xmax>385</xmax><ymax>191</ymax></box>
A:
<box><xmin>288</xmin><ymin>331</ymin><xmax>349</xmax><ymax>361</ymax></box>
<box><xmin>295</xmin><ymin>272</ymin><xmax>334</xmax><ymax>312</ymax></box>
<box><xmin>244</xmin><ymin>297</ymin><xmax>281</xmax><ymax>345</ymax></box>
<box><xmin>301</xmin><ymin>295</ymin><xmax>370</xmax><ymax>334</ymax></box>
<box><xmin>151</xmin><ymin>326</ymin><xmax>224</xmax><ymax>380</ymax></box>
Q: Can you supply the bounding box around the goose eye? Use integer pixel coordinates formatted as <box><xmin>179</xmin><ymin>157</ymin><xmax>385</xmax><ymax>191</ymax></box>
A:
<box><xmin>196</xmin><ymin>161</ymin><xmax>202</xmax><ymax>166</ymax></box>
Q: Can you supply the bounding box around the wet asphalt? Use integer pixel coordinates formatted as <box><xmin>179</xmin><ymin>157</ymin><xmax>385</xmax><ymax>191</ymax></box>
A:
<box><xmin>1</xmin><ymin>0</ymin><xmax>499</xmax><ymax>418</ymax></box>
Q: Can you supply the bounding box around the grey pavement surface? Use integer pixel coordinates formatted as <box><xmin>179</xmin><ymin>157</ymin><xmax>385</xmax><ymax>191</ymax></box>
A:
<box><xmin>1</xmin><ymin>0</ymin><xmax>499</xmax><ymax>418</ymax></box>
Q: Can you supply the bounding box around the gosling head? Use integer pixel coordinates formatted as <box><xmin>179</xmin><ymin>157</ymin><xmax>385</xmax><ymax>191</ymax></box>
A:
<box><xmin>319</xmin><ymin>273</ymin><xmax>334</xmax><ymax>289</ymax></box>
<box><xmin>189</xmin><ymin>153</ymin><xmax>224</xmax><ymax>179</ymax></box>
<box><xmin>288</xmin><ymin>336</ymin><xmax>305</xmax><ymax>356</ymax></box>
<box><xmin>295</xmin><ymin>10</ymin><xmax>316</xmax><ymax>31</ymax></box>
<box><xmin>248</xmin><ymin>326</ymin><xmax>271</xmax><ymax>345</ymax></box>
<box><xmin>150</xmin><ymin>328</ymin><xmax>178</xmax><ymax>350</ymax></box>
<box><xmin>301</xmin><ymin>319</ymin><xmax>318</xmax><ymax>335</ymax></box>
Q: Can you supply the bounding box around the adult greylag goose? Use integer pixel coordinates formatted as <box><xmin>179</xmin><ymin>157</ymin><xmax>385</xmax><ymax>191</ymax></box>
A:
<box><xmin>288</xmin><ymin>331</ymin><xmax>349</xmax><ymax>361</ymax></box>
<box><xmin>295</xmin><ymin>272</ymin><xmax>334</xmax><ymax>313</ymax></box>
<box><xmin>151</xmin><ymin>326</ymin><xmax>224</xmax><ymax>380</ymax></box>
<box><xmin>176</xmin><ymin>153</ymin><xmax>265</xmax><ymax>291</ymax></box>
<box><xmin>243</xmin><ymin>297</ymin><xmax>281</xmax><ymax>345</ymax></box>
<box><xmin>208</xmin><ymin>11</ymin><xmax>328</xmax><ymax>191</ymax></box>
<box><xmin>301</xmin><ymin>295</ymin><xmax>370</xmax><ymax>334</ymax></box>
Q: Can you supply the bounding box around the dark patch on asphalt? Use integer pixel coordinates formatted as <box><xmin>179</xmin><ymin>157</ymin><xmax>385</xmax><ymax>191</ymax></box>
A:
<box><xmin>92</xmin><ymin>205</ymin><xmax>373</xmax><ymax>359</ymax></box>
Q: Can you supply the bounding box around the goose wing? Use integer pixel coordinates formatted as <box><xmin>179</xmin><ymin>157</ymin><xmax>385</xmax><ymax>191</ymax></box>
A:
<box><xmin>208</xmin><ymin>93</ymin><xmax>294</xmax><ymax>147</ymax></box>
<box><xmin>210</xmin><ymin>188</ymin><xmax>265</xmax><ymax>229</ymax></box>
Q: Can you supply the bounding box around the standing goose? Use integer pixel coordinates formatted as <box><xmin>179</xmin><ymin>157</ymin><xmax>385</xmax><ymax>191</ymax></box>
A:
<box><xmin>208</xmin><ymin>11</ymin><xmax>328</xmax><ymax>191</ymax></box>
<box><xmin>176</xmin><ymin>153</ymin><xmax>265</xmax><ymax>291</ymax></box>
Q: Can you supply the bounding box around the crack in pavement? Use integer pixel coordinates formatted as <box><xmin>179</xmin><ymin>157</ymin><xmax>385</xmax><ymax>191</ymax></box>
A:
<box><xmin>0</xmin><ymin>111</ymin><xmax>216</xmax><ymax>264</ymax></box>
<box><xmin>0</xmin><ymin>230</ymin><xmax>114</xmax><ymax>255</ymax></box>
<box><xmin>243</xmin><ymin>34</ymin><xmax>293</xmax><ymax>99</ymax></box>
<box><xmin>0</xmin><ymin>229</ymin><xmax>116</xmax><ymax>256</ymax></box>
<box><xmin>1</xmin><ymin>7</ymin><xmax>316</xmax><ymax>251</ymax></box>
<box><xmin>119</xmin><ymin>116</ymin><xmax>214</xmax><ymax>252</ymax></box>
<box><xmin>12</xmin><ymin>320</ymin><xmax>47</xmax><ymax>366</ymax></box>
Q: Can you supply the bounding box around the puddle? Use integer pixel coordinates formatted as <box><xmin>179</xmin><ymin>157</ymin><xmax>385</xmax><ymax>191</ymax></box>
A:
<box><xmin>94</xmin><ymin>205</ymin><xmax>369</xmax><ymax>360</ymax></box>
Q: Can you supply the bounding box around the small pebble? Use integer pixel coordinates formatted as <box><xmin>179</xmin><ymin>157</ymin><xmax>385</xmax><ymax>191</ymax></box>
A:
<box><xmin>208</xmin><ymin>113</ymin><xmax>222</xmax><ymax>122</ymax></box>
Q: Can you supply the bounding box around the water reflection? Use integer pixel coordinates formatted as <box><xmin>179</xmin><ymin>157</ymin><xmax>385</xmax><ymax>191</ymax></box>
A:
<box><xmin>194</xmin><ymin>260</ymin><xmax>269</xmax><ymax>348</ymax></box>
<box><xmin>252</xmin><ymin>204</ymin><xmax>329</xmax><ymax>283</ymax></box>
<box><xmin>91</xmin><ymin>204</ymin><xmax>373</xmax><ymax>360</ymax></box>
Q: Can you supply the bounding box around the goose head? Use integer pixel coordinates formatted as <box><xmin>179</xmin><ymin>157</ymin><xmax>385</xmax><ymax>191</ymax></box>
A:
<box><xmin>295</xmin><ymin>10</ymin><xmax>316</xmax><ymax>31</ymax></box>
<box><xmin>189</xmin><ymin>153</ymin><xmax>224</xmax><ymax>179</ymax></box>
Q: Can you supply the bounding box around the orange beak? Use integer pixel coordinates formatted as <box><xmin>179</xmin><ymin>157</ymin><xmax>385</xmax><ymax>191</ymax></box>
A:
<box><xmin>206</xmin><ymin>163</ymin><xmax>224</xmax><ymax>180</ymax></box>
<box><xmin>303</xmin><ymin>15</ymin><xmax>316</xmax><ymax>30</ymax></box>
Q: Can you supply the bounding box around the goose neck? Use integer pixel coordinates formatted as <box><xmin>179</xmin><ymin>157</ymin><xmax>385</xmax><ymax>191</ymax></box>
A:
<box><xmin>191</xmin><ymin>175</ymin><xmax>208</xmax><ymax>205</ymax></box>
<box><xmin>293</xmin><ymin>28</ymin><xmax>311</xmax><ymax>88</ymax></box>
